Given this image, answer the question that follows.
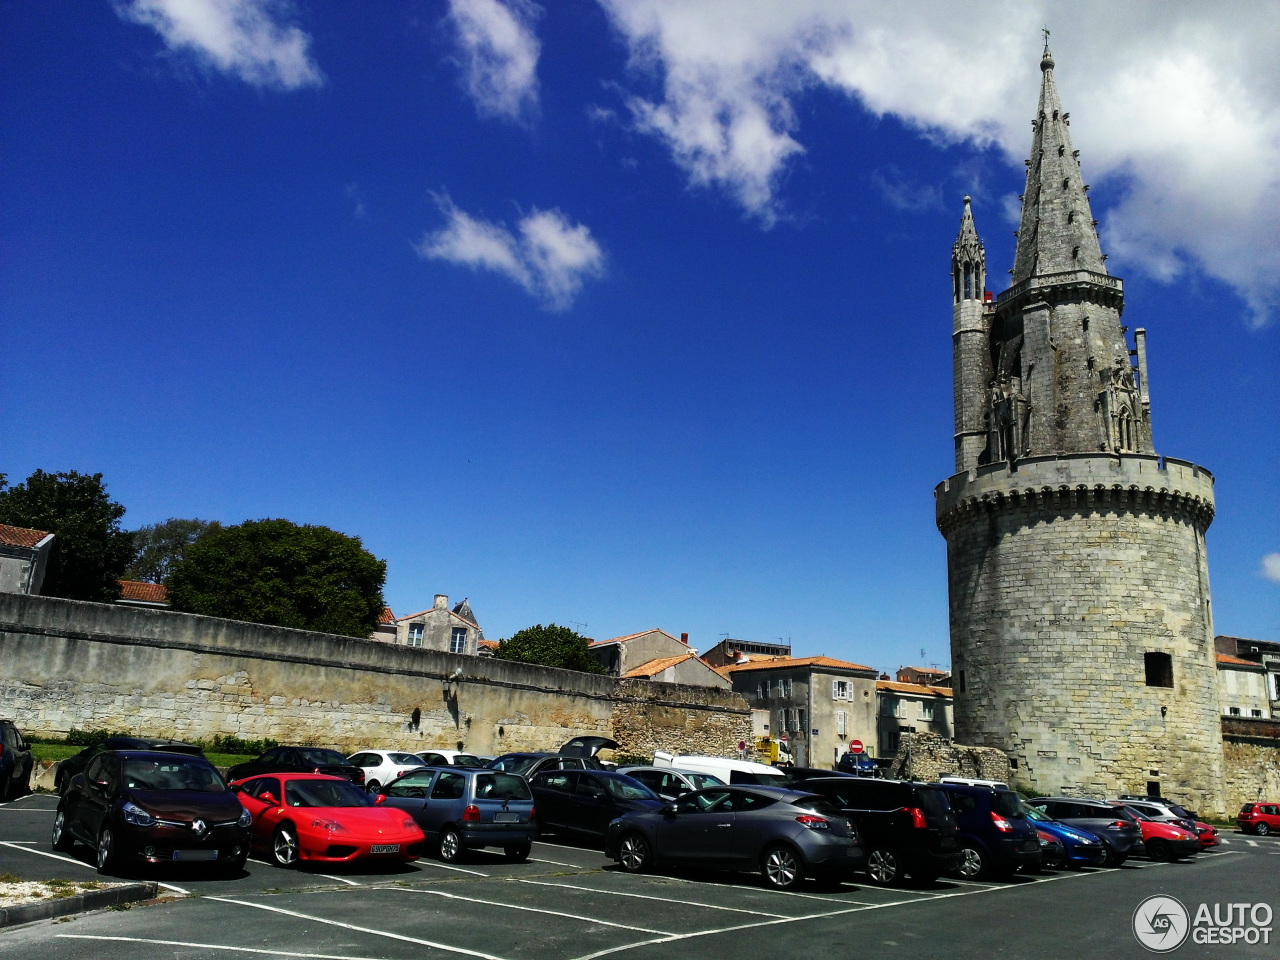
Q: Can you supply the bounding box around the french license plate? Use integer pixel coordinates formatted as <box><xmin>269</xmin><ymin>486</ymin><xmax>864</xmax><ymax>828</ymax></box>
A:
<box><xmin>172</xmin><ymin>849</ymin><xmax>218</xmax><ymax>861</ymax></box>
<box><xmin>493</xmin><ymin>812</ymin><xmax>520</xmax><ymax>823</ymax></box>
<box><xmin>369</xmin><ymin>844</ymin><xmax>400</xmax><ymax>854</ymax></box>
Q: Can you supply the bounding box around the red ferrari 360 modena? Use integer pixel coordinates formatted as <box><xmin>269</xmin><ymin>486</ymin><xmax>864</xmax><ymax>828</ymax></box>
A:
<box><xmin>231</xmin><ymin>773</ymin><xmax>425</xmax><ymax>867</ymax></box>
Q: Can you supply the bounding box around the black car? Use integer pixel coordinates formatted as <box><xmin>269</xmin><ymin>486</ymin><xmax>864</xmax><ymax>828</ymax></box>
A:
<box><xmin>803</xmin><ymin>777</ymin><xmax>961</xmax><ymax>885</ymax></box>
<box><xmin>487</xmin><ymin>753</ymin><xmax>602</xmax><ymax>778</ymax></box>
<box><xmin>530</xmin><ymin>769</ymin><xmax>663</xmax><ymax>842</ymax></box>
<box><xmin>56</xmin><ymin>737</ymin><xmax>204</xmax><ymax>795</ymax></box>
<box><xmin>941</xmin><ymin>783</ymin><xmax>1041</xmax><ymax>879</ymax></box>
<box><xmin>781</xmin><ymin>767</ymin><xmax>856</xmax><ymax>785</ymax></box>
<box><xmin>1027</xmin><ymin>797</ymin><xmax>1144</xmax><ymax>866</ymax></box>
<box><xmin>225</xmin><ymin>746</ymin><xmax>364</xmax><ymax>785</ymax></box>
<box><xmin>0</xmin><ymin>720</ymin><xmax>33</xmax><ymax>801</ymax></box>
<box><xmin>606</xmin><ymin>784</ymin><xmax>864</xmax><ymax>891</ymax></box>
<box><xmin>53</xmin><ymin>750</ymin><xmax>250</xmax><ymax>874</ymax></box>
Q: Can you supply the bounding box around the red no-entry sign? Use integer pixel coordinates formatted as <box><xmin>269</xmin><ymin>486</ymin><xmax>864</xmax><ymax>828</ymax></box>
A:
<box><xmin>849</xmin><ymin>739</ymin><xmax>864</xmax><ymax>754</ymax></box>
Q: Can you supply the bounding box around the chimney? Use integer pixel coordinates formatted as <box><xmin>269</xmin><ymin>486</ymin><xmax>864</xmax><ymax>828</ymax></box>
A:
<box><xmin>434</xmin><ymin>595</ymin><xmax>448</xmax><ymax>611</ymax></box>
<box><xmin>680</xmin><ymin>632</ymin><xmax>689</xmax><ymax>645</ymax></box>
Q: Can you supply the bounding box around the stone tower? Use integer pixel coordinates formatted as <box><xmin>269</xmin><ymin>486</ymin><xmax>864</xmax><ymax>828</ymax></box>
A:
<box><xmin>935</xmin><ymin>43</ymin><xmax>1226</xmax><ymax>814</ymax></box>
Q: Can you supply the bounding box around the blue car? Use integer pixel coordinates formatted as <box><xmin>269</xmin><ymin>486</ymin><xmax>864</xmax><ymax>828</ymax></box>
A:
<box><xmin>1022</xmin><ymin>802</ymin><xmax>1106</xmax><ymax>868</ymax></box>
<box><xmin>941</xmin><ymin>783</ymin><xmax>1041</xmax><ymax>879</ymax></box>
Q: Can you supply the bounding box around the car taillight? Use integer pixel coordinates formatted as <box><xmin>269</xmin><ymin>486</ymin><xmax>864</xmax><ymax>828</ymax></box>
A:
<box><xmin>1109</xmin><ymin>821</ymin><xmax>1128</xmax><ymax>829</ymax></box>
<box><xmin>463</xmin><ymin>805</ymin><xmax>481</xmax><ymax>822</ymax></box>
<box><xmin>313</xmin><ymin>767</ymin><xmax>321</xmax><ymax>774</ymax></box>
<box><xmin>529</xmin><ymin>806</ymin><xmax>536</xmax><ymax>820</ymax></box>
<box><xmin>990</xmin><ymin>811</ymin><xmax>1012</xmax><ymax>833</ymax></box>
<box><xmin>907</xmin><ymin>807</ymin><xmax>928</xmax><ymax>829</ymax></box>
<box><xmin>795</xmin><ymin>815</ymin><xmax>829</xmax><ymax>830</ymax></box>
<box><xmin>355</xmin><ymin>770</ymin><xmax>365</xmax><ymax>784</ymax></box>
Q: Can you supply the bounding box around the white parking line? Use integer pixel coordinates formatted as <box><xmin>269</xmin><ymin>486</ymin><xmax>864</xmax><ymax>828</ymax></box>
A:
<box><xmin>514</xmin><ymin>878</ymin><xmax>792</xmax><ymax>917</ymax></box>
<box><xmin>57</xmin><ymin>936</ymin><xmax>390</xmax><ymax>960</ymax></box>
<box><xmin>414</xmin><ymin>860</ymin><xmax>490</xmax><ymax>877</ymax></box>
<box><xmin>528</xmin><ymin>857</ymin><xmax>576</xmax><ymax>866</ymax></box>
<box><xmin>317</xmin><ymin>873</ymin><xmax>361</xmax><ymax>886</ymax></box>
<box><xmin>207</xmin><ymin>896</ymin><xmax>511</xmax><ymax>960</ymax></box>
<box><xmin>0</xmin><ymin>807</ymin><xmax>59</xmax><ymax>812</ymax></box>
<box><xmin>623</xmin><ymin>871</ymin><xmax>882</xmax><ymax>905</ymax></box>
<box><xmin>395</xmin><ymin>887</ymin><xmax>675</xmax><ymax>935</ymax></box>
<box><xmin>0</xmin><ymin>840</ymin><xmax>189</xmax><ymax>895</ymax></box>
<box><xmin>1246</xmin><ymin>839</ymin><xmax>1258</xmax><ymax>847</ymax></box>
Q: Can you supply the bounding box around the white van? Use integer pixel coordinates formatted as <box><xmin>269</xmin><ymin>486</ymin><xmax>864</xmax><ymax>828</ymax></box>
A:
<box><xmin>937</xmin><ymin>776</ymin><xmax>1007</xmax><ymax>789</ymax></box>
<box><xmin>652</xmin><ymin>751</ymin><xmax>791</xmax><ymax>788</ymax></box>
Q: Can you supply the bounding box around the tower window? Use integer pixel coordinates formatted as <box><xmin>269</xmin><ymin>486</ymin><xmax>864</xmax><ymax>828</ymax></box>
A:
<box><xmin>964</xmin><ymin>264</ymin><xmax>972</xmax><ymax>299</ymax></box>
<box><xmin>959</xmin><ymin>670</ymin><xmax>966</xmax><ymax>693</ymax></box>
<box><xmin>1067</xmin><ymin>211</ymin><xmax>1074</xmax><ymax>224</ymax></box>
<box><xmin>1144</xmin><ymin>652</ymin><xmax>1173</xmax><ymax>688</ymax></box>
<box><xmin>1063</xmin><ymin>178</ymin><xmax>1070</xmax><ymax>190</ymax></box>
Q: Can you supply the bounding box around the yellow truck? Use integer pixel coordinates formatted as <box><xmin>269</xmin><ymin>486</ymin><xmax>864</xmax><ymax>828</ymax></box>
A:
<box><xmin>754</xmin><ymin>736</ymin><xmax>793</xmax><ymax>765</ymax></box>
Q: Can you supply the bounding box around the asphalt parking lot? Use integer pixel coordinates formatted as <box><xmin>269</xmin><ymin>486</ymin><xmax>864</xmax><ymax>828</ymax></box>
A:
<box><xmin>3</xmin><ymin>791</ymin><xmax>1278</xmax><ymax>960</ymax></box>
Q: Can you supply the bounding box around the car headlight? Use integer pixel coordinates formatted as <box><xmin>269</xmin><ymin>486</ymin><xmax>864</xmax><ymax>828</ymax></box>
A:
<box><xmin>238</xmin><ymin>806</ymin><xmax>252</xmax><ymax>828</ymax></box>
<box><xmin>402</xmin><ymin>819</ymin><xmax>416</xmax><ymax>831</ymax></box>
<box><xmin>311</xmin><ymin>818</ymin><xmax>346</xmax><ymax>833</ymax></box>
<box><xmin>121</xmin><ymin>801</ymin><xmax>156</xmax><ymax>827</ymax></box>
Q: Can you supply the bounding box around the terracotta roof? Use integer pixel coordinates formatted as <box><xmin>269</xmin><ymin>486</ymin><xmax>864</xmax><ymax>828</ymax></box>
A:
<box><xmin>877</xmin><ymin>679</ymin><xmax>953</xmax><ymax>696</ymax></box>
<box><xmin>478</xmin><ymin>639</ymin><xmax>499</xmax><ymax>650</ymax></box>
<box><xmin>378</xmin><ymin>607</ymin><xmax>396</xmax><ymax>625</ymax></box>
<box><xmin>1217</xmin><ymin>653</ymin><xmax>1263</xmax><ymax>668</ymax></box>
<box><xmin>0</xmin><ymin>523</ymin><xmax>51</xmax><ymax>549</ymax></box>
<box><xmin>622</xmin><ymin>652</ymin><xmax>698</xmax><ymax>678</ymax></box>
<box><xmin>722</xmin><ymin>656</ymin><xmax>875</xmax><ymax>674</ymax></box>
<box><xmin>591</xmin><ymin>628</ymin><xmax>680</xmax><ymax>647</ymax></box>
<box><xmin>117</xmin><ymin>580</ymin><xmax>168</xmax><ymax>603</ymax></box>
<box><xmin>900</xmin><ymin>665</ymin><xmax>948</xmax><ymax>674</ymax></box>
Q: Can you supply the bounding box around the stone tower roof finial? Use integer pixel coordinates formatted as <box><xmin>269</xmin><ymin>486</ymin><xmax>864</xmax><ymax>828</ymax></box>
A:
<box><xmin>1011</xmin><ymin>40</ymin><xmax>1105</xmax><ymax>284</ymax></box>
<box><xmin>953</xmin><ymin>194</ymin><xmax>983</xmax><ymax>262</ymax></box>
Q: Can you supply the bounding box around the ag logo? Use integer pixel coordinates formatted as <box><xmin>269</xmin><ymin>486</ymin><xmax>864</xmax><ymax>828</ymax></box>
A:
<box><xmin>1133</xmin><ymin>895</ymin><xmax>1190</xmax><ymax>953</ymax></box>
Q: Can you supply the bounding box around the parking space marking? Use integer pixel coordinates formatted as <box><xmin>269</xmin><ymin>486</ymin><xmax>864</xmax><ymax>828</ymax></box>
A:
<box><xmin>317</xmin><ymin>873</ymin><xmax>362</xmax><ymax>886</ymax></box>
<box><xmin>415</xmin><ymin>860</ymin><xmax>490</xmax><ymax>877</ymax></box>
<box><xmin>395</xmin><ymin>887</ymin><xmax>676</xmax><ymax>935</ymax></box>
<box><xmin>56</xmin><ymin>935</ymin><xmax>390</xmax><ymax>960</ymax></box>
<box><xmin>1246</xmin><ymin>839</ymin><xmax>1258</xmax><ymax>847</ymax></box>
<box><xmin>528</xmin><ymin>857</ymin><xmax>576</xmax><ymax>866</ymax></box>
<box><xmin>0</xmin><ymin>807</ymin><xmax>59</xmax><ymax>812</ymax></box>
<box><xmin>614</xmin><ymin>871</ymin><xmax>881</xmax><ymax>906</ymax></box>
<box><xmin>514</xmin><ymin>878</ymin><xmax>792</xmax><ymax>917</ymax></box>
<box><xmin>207</xmin><ymin>896</ymin><xmax>512</xmax><ymax>960</ymax></box>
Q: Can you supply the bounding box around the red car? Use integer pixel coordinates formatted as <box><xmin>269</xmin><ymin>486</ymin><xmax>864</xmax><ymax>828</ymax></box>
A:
<box><xmin>1112</xmin><ymin>804</ymin><xmax>1200</xmax><ymax>861</ymax></box>
<box><xmin>232</xmin><ymin>773</ymin><xmax>425</xmax><ymax>867</ymax></box>
<box><xmin>1238</xmin><ymin>802</ymin><xmax>1280</xmax><ymax>836</ymax></box>
<box><xmin>1194</xmin><ymin>821</ymin><xmax>1219</xmax><ymax>848</ymax></box>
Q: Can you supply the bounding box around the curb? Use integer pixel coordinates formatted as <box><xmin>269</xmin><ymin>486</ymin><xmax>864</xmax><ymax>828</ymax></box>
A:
<box><xmin>0</xmin><ymin>881</ymin><xmax>158</xmax><ymax>928</ymax></box>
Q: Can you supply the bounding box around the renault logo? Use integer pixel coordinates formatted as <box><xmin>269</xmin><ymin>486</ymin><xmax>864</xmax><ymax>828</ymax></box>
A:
<box><xmin>192</xmin><ymin>819</ymin><xmax>208</xmax><ymax>837</ymax></box>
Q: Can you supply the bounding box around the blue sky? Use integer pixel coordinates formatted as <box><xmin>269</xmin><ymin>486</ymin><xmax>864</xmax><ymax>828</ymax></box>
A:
<box><xmin>3</xmin><ymin>1</ymin><xmax>1277</xmax><ymax>673</ymax></box>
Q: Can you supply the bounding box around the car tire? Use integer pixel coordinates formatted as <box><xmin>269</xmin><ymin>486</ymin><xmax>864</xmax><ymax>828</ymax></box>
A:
<box><xmin>51</xmin><ymin>808</ymin><xmax>75</xmax><ymax>852</ymax></box>
<box><xmin>271</xmin><ymin>824</ymin><xmax>299</xmax><ymax>868</ymax></box>
<box><xmin>1146</xmin><ymin>839</ymin><xmax>1171</xmax><ymax>862</ymax></box>
<box><xmin>504</xmin><ymin>843</ymin><xmax>531</xmax><ymax>862</ymax></box>
<box><xmin>955</xmin><ymin>843</ymin><xmax>989</xmax><ymax>880</ymax></box>
<box><xmin>865</xmin><ymin>847</ymin><xmax>904</xmax><ymax>886</ymax></box>
<box><xmin>1256</xmin><ymin>823</ymin><xmax>1271</xmax><ymax>837</ymax></box>
<box><xmin>438</xmin><ymin>827</ymin><xmax>465</xmax><ymax>863</ymax></box>
<box><xmin>761</xmin><ymin>843</ymin><xmax>804</xmax><ymax>891</ymax></box>
<box><xmin>366</xmin><ymin>780</ymin><xmax>380</xmax><ymax>793</ymax></box>
<box><xmin>96</xmin><ymin>827</ymin><xmax>119</xmax><ymax>875</ymax></box>
<box><xmin>617</xmin><ymin>833</ymin><xmax>651</xmax><ymax>873</ymax></box>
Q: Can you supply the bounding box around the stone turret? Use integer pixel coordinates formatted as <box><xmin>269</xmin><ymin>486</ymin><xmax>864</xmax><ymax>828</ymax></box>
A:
<box><xmin>936</xmin><ymin>42</ymin><xmax>1225</xmax><ymax>815</ymax></box>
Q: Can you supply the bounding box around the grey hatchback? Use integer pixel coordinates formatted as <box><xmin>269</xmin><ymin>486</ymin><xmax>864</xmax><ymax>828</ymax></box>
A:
<box><xmin>379</xmin><ymin>767</ymin><xmax>536</xmax><ymax>862</ymax></box>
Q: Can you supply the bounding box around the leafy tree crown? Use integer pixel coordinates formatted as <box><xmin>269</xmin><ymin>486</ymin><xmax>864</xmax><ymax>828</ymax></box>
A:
<box><xmin>494</xmin><ymin>623</ymin><xmax>605</xmax><ymax>674</ymax></box>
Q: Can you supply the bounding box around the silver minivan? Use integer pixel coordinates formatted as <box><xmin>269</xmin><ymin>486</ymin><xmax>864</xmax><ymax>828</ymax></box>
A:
<box><xmin>379</xmin><ymin>767</ymin><xmax>535</xmax><ymax>862</ymax></box>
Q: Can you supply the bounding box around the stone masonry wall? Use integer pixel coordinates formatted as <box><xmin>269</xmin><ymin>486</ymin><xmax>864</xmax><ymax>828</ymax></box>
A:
<box><xmin>1222</xmin><ymin>718</ymin><xmax>1280</xmax><ymax>813</ymax></box>
<box><xmin>888</xmin><ymin>732</ymin><xmax>1012</xmax><ymax>785</ymax></box>
<box><xmin>0</xmin><ymin>595</ymin><xmax>749</xmax><ymax>758</ymax></box>
<box><xmin>937</xmin><ymin>454</ymin><xmax>1226</xmax><ymax>816</ymax></box>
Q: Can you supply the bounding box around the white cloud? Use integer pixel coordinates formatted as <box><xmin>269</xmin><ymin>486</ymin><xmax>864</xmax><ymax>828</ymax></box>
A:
<box><xmin>1262</xmin><ymin>553</ymin><xmax>1280</xmax><ymax>586</ymax></box>
<box><xmin>445</xmin><ymin>0</ymin><xmax>541</xmax><ymax>122</ymax></box>
<box><xmin>597</xmin><ymin>0</ymin><xmax>1280</xmax><ymax>323</ymax></box>
<box><xmin>416</xmin><ymin>195</ymin><xmax>604</xmax><ymax>309</ymax></box>
<box><xmin>115</xmin><ymin>0</ymin><xmax>323</xmax><ymax>89</ymax></box>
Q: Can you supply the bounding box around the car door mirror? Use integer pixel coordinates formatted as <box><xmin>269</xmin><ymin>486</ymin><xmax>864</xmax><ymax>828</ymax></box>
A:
<box><xmin>375</xmin><ymin>794</ymin><xmax>386</xmax><ymax>805</ymax></box>
<box><xmin>663</xmin><ymin>802</ymin><xmax>677</xmax><ymax>816</ymax></box>
<box><xmin>261</xmin><ymin>791</ymin><xmax>278</xmax><ymax>806</ymax></box>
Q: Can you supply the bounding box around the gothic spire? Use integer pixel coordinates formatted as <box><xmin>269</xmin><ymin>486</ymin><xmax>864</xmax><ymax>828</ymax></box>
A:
<box><xmin>953</xmin><ymin>195</ymin><xmax>983</xmax><ymax>262</ymax></box>
<box><xmin>1011</xmin><ymin>40</ymin><xmax>1106</xmax><ymax>284</ymax></box>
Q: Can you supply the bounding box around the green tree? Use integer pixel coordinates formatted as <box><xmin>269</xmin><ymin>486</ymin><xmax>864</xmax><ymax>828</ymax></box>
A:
<box><xmin>166</xmin><ymin>518</ymin><xmax>386</xmax><ymax>638</ymax></box>
<box><xmin>0</xmin><ymin>470</ymin><xmax>133</xmax><ymax>601</ymax></box>
<box><xmin>125</xmin><ymin>518</ymin><xmax>222</xmax><ymax>584</ymax></box>
<box><xmin>494</xmin><ymin>623</ymin><xmax>604</xmax><ymax>674</ymax></box>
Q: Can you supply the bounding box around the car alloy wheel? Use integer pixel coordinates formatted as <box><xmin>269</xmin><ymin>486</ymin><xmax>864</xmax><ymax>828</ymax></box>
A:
<box><xmin>439</xmin><ymin>827</ymin><xmax>464</xmax><ymax>863</ymax></box>
<box><xmin>865</xmin><ymin>848</ymin><xmax>902</xmax><ymax>885</ymax></box>
<box><xmin>96</xmin><ymin>827</ymin><xmax>116</xmax><ymax>874</ymax></box>
<box><xmin>272</xmin><ymin>824</ymin><xmax>299</xmax><ymax>867</ymax></box>
<box><xmin>618</xmin><ymin>833</ymin><xmax>651</xmax><ymax>873</ymax></box>
<box><xmin>52</xmin><ymin>809</ymin><xmax>74</xmax><ymax>852</ymax></box>
<box><xmin>1257</xmin><ymin>823</ymin><xmax>1271</xmax><ymax>837</ymax></box>
<box><xmin>366</xmin><ymin>781</ymin><xmax>380</xmax><ymax>793</ymax></box>
<box><xmin>761</xmin><ymin>844</ymin><xmax>803</xmax><ymax>890</ymax></box>
<box><xmin>956</xmin><ymin>844</ymin><xmax>986</xmax><ymax>880</ymax></box>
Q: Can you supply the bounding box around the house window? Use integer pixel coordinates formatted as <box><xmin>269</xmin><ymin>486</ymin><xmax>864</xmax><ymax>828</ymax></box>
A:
<box><xmin>797</xmin><ymin>709</ymin><xmax>806</xmax><ymax>732</ymax></box>
<box><xmin>450</xmin><ymin>627</ymin><xmax>467</xmax><ymax>654</ymax></box>
<box><xmin>782</xmin><ymin>679</ymin><xmax>793</xmax><ymax>699</ymax></box>
<box><xmin>1251</xmin><ymin>709</ymin><xmax>1263</xmax><ymax>718</ymax></box>
<box><xmin>833</xmin><ymin>679</ymin><xmax>849</xmax><ymax>700</ymax></box>
<box><xmin>958</xmin><ymin>670</ymin><xmax>966</xmax><ymax>693</ymax></box>
<box><xmin>763</xmin><ymin>679</ymin><xmax>772</xmax><ymax>698</ymax></box>
<box><xmin>881</xmin><ymin>697</ymin><xmax>899</xmax><ymax>718</ymax></box>
<box><xmin>921</xmin><ymin>702</ymin><xmax>935</xmax><ymax>722</ymax></box>
<box><xmin>407</xmin><ymin>623</ymin><xmax>424</xmax><ymax>647</ymax></box>
<box><xmin>1144</xmin><ymin>652</ymin><xmax>1173</xmax><ymax>688</ymax></box>
<box><xmin>882</xmin><ymin>730</ymin><xmax>900</xmax><ymax>755</ymax></box>
<box><xmin>836</xmin><ymin>711</ymin><xmax>848</xmax><ymax>737</ymax></box>
<box><xmin>1229</xmin><ymin>707</ymin><xmax>1241</xmax><ymax>716</ymax></box>
<box><xmin>756</xmin><ymin>681</ymin><xmax>764</xmax><ymax>701</ymax></box>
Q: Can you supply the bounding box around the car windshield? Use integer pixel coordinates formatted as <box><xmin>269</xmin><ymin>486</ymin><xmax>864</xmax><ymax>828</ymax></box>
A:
<box><xmin>794</xmin><ymin>796</ymin><xmax>845</xmax><ymax>818</ymax></box>
<box><xmin>991</xmin><ymin>790</ymin><xmax>1024</xmax><ymax>818</ymax></box>
<box><xmin>297</xmin><ymin>749</ymin><xmax>350</xmax><ymax>766</ymax></box>
<box><xmin>1166</xmin><ymin>803</ymin><xmax>1194</xmax><ymax>820</ymax></box>
<box><xmin>123</xmin><ymin>757</ymin><xmax>226</xmax><ymax>793</ymax></box>
<box><xmin>473</xmin><ymin>773</ymin><xmax>532</xmax><ymax>800</ymax></box>
<box><xmin>492</xmin><ymin>756</ymin><xmax>539</xmax><ymax>776</ymax></box>
<box><xmin>914</xmin><ymin>787</ymin><xmax>952</xmax><ymax>816</ymax></box>
<box><xmin>285</xmin><ymin>779</ymin><xmax>374</xmax><ymax>808</ymax></box>
<box><xmin>605</xmin><ymin>777</ymin><xmax>659</xmax><ymax>801</ymax></box>
<box><xmin>1122</xmin><ymin>805</ymin><xmax>1152</xmax><ymax>821</ymax></box>
<box><xmin>452</xmin><ymin>755</ymin><xmax>486</xmax><ymax>768</ymax></box>
<box><xmin>749</xmin><ymin>772</ymin><xmax>792</xmax><ymax>788</ymax></box>
<box><xmin>1022</xmin><ymin>803</ymin><xmax>1049</xmax><ymax>822</ymax></box>
<box><xmin>388</xmin><ymin>753</ymin><xmax>423</xmax><ymax>765</ymax></box>
<box><xmin>687</xmin><ymin>773</ymin><xmax>723</xmax><ymax>790</ymax></box>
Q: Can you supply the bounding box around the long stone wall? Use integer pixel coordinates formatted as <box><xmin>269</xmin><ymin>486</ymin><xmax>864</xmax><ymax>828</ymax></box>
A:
<box><xmin>0</xmin><ymin>595</ymin><xmax>749</xmax><ymax>757</ymax></box>
<box><xmin>1222</xmin><ymin>717</ymin><xmax>1280</xmax><ymax>813</ymax></box>
<box><xmin>888</xmin><ymin>732</ymin><xmax>1012</xmax><ymax>785</ymax></box>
